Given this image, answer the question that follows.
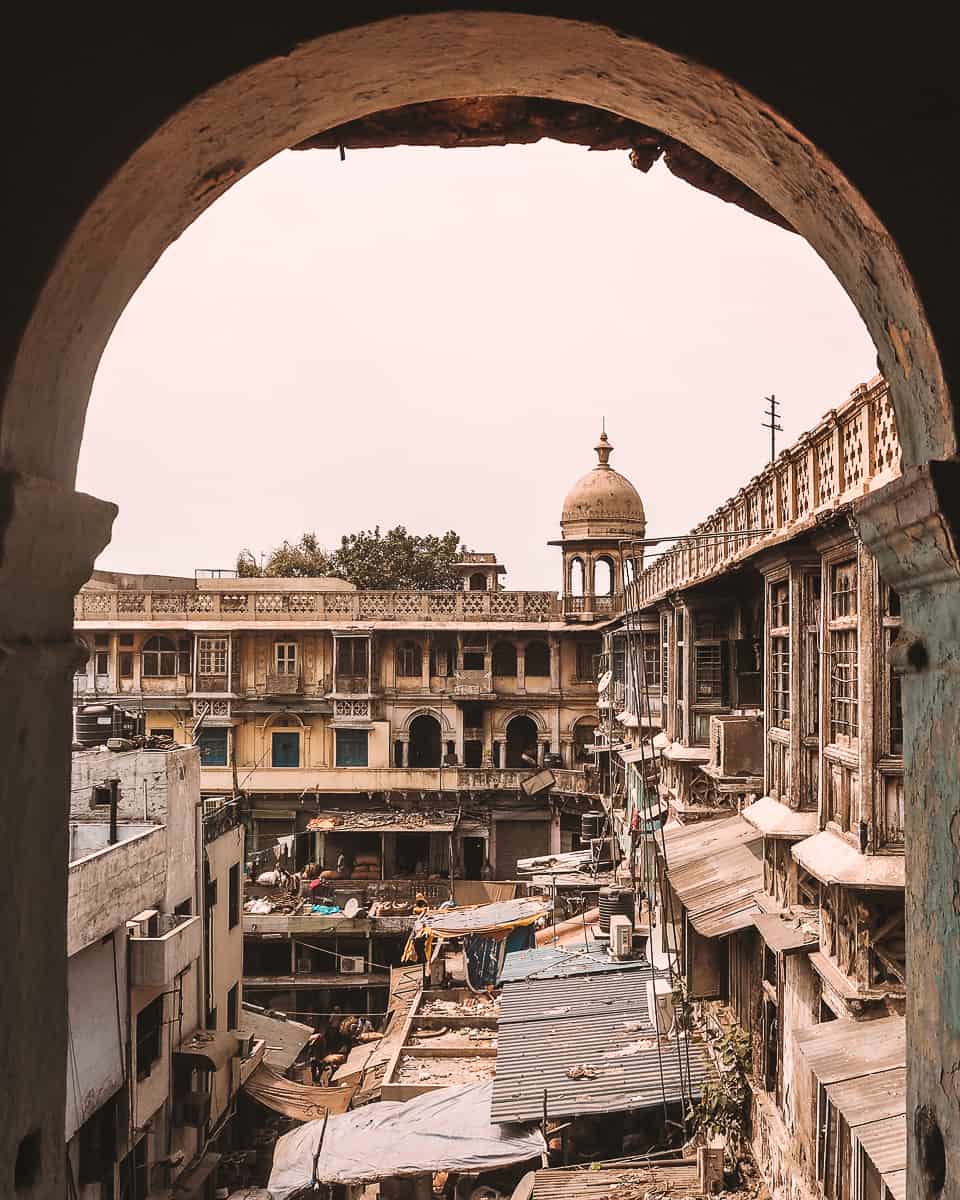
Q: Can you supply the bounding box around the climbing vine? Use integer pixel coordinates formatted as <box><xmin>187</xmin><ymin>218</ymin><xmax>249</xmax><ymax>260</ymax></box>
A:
<box><xmin>687</xmin><ymin>1023</ymin><xmax>752</xmax><ymax>1166</ymax></box>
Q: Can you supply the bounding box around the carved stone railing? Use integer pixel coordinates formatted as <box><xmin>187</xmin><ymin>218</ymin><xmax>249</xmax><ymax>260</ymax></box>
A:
<box><xmin>76</xmin><ymin>588</ymin><xmax>560</xmax><ymax>623</ymax></box>
<box><xmin>630</xmin><ymin>377</ymin><xmax>901</xmax><ymax>609</ymax></box>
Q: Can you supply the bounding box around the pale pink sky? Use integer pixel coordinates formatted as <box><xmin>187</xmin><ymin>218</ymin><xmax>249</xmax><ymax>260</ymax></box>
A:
<box><xmin>78</xmin><ymin>141</ymin><xmax>876</xmax><ymax>589</ymax></box>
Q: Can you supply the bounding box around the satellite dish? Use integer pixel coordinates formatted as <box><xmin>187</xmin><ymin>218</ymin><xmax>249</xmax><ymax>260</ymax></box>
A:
<box><xmin>597</xmin><ymin>670</ymin><xmax>613</xmax><ymax>692</ymax></box>
<box><xmin>343</xmin><ymin>897</ymin><xmax>360</xmax><ymax>918</ymax></box>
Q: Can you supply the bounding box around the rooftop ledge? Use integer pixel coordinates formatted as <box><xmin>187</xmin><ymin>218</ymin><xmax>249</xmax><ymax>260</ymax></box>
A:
<box><xmin>742</xmin><ymin>796</ymin><xmax>819</xmax><ymax>840</ymax></box>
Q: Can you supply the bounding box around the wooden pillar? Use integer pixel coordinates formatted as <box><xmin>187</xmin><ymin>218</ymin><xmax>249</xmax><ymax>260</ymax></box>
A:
<box><xmin>482</xmin><ymin>708</ymin><xmax>494</xmax><ymax>768</ymax></box>
<box><xmin>421</xmin><ymin>635</ymin><xmax>432</xmax><ymax>691</ymax></box>
<box><xmin>516</xmin><ymin>641</ymin><xmax>526</xmax><ymax>693</ymax></box>
<box><xmin>549</xmin><ymin>635</ymin><xmax>561</xmax><ymax>690</ymax></box>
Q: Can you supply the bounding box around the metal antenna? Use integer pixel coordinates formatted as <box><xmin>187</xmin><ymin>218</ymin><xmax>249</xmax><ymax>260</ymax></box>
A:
<box><xmin>762</xmin><ymin>394</ymin><xmax>783</xmax><ymax>463</ymax></box>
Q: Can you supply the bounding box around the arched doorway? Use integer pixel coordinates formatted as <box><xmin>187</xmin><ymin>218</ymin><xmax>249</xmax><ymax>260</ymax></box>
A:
<box><xmin>4</xmin><ymin>13</ymin><xmax>960</xmax><ymax>1194</ymax></box>
<box><xmin>468</xmin><ymin>572</ymin><xmax>487</xmax><ymax>591</ymax></box>
<box><xmin>408</xmin><ymin>714</ymin><xmax>442</xmax><ymax>768</ymax></box>
<box><xmin>506</xmin><ymin>715</ymin><xmax>539</xmax><ymax>768</ymax></box>
<box><xmin>594</xmin><ymin>557</ymin><xmax>614</xmax><ymax>596</ymax></box>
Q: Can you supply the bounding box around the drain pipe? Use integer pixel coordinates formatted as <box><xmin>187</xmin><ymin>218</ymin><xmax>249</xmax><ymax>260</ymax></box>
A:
<box><xmin>108</xmin><ymin>779</ymin><xmax>119</xmax><ymax>845</ymax></box>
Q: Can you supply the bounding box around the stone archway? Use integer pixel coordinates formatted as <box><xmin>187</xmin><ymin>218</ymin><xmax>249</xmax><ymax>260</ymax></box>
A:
<box><xmin>408</xmin><ymin>713</ymin><xmax>442</xmax><ymax>768</ymax></box>
<box><xmin>505</xmin><ymin>714</ymin><xmax>539</xmax><ymax>768</ymax></box>
<box><xmin>3</xmin><ymin>12</ymin><xmax>960</xmax><ymax>1197</ymax></box>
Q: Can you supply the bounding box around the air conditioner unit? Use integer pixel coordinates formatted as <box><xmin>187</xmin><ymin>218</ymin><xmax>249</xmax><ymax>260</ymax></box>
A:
<box><xmin>127</xmin><ymin>908</ymin><xmax>160</xmax><ymax>938</ymax></box>
<box><xmin>609</xmin><ymin>915</ymin><xmax>633</xmax><ymax>960</ymax></box>
<box><xmin>203</xmin><ymin>797</ymin><xmax>223</xmax><ymax>816</ymax></box>
<box><xmin>340</xmin><ymin>955</ymin><xmax>366</xmax><ymax>975</ymax></box>
<box><xmin>175</xmin><ymin>1091</ymin><xmax>211</xmax><ymax>1127</ymax></box>
<box><xmin>708</xmin><ymin>714</ymin><xmax>764</xmax><ymax>777</ymax></box>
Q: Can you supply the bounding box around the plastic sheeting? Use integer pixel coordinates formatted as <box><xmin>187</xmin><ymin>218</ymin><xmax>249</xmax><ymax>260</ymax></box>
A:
<box><xmin>268</xmin><ymin>1081</ymin><xmax>545</xmax><ymax>1197</ymax></box>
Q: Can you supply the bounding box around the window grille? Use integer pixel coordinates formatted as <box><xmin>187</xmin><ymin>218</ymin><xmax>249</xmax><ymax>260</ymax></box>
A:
<box><xmin>642</xmin><ymin>631</ymin><xmax>660</xmax><ymax>689</ymax></box>
<box><xmin>829</xmin><ymin>628</ymin><xmax>859</xmax><ymax>740</ymax></box>
<box><xmin>830</xmin><ymin>560</ymin><xmax>858</xmax><ymax>618</ymax></box>
<box><xmin>770</xmin><ymin>580</ymin><xmax>790</xmax><ymax>629</ymax></box>
<box><xmin>198</xmin><ymin>637</ymin><xmax>228</xmax><ymax>676</ymax></box>
<box><xmin>694</xmin><ymin>643</ymin><xmax>723</xmax><ymax>701</ymax></box>
<box><xmin>771</xmin><ymin>638</ymin><xmax>791</xmax><ymax>728</ymax></box>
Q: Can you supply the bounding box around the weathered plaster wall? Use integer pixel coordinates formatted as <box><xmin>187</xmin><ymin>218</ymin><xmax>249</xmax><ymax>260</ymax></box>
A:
<box><xmin>67</xmin><ymin>829</ymin><xmax>166</xmax><ymax>957</ymax></box>
<box><xmin>65</xmin><ymin>932</ymin><xmax>126</xmax><ymax>1142</ymax></box>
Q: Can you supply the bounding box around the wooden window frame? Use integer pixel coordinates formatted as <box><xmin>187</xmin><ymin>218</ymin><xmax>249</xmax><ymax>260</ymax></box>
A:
<box><xmin>826</xmin><ymin>557</ymin><xmax>860</xmax><ymax>749</ymax></box>
<box><xmin>395</xmin><ymin>639</ymin><xmax>421</xmax><ymax>678</ymax></box>
<box><xmin>197</xmin><ymin>637</ymin><xmax>228</xmax><ymax>677</ymax></box>
<box><xmin>274</xmin><ymin>640</ymin><xmax>298</xmax><ymax>676</ymax></box>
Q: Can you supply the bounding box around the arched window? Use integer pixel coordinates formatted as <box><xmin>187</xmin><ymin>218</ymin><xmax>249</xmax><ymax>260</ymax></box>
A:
<box><xmin>469</xmin><ymin>572</ymin><xmax>487</xmax><ymax>591</ymax></box>
<box><xmin>595</xmin><ymin>557</ymin><xmax>614</xmax><ymax>596</ymax></box>
<box><xmin>573</xmin><ymin>718</ymin><xmax>598</xmax><ymax>763</ymax></box>
<box><xmin>569</xmin><ymin>557</ymin><xmax>585</xmax><ymax>596</ymax></box>
<box><xmin>396</xmin><ymin>639</ymin><xmax>421</xmax><ymax>677</ymax></box>
<box><xmin>492</xmin><ymin>641</ymin><xmax>518</xmax><ymax>676</ymax></box>
<box><xmin>505</xmin><ymin>715</ymin><xmax>539</xmax><ymax>768</ymax></box>
<box><xmin>142</xmin><ymin>635</ymin><xmax>190</xmax><ymax>677</ymax></box>
<box><xmin>525</xmin><ymin>641</ymin><xmax>551</xmax><ymax>677</ymax></box>
<box><xmin>408</xmin><ymin>714</ymin><xmax>442</xmax><ymax>768</ymax></box>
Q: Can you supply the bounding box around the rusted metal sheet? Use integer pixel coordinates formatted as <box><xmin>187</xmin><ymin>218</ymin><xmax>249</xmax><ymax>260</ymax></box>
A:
<box><xmin>854</xmin><ymin>1113</ymin><xmax>907</xmax><ymax>1175</ymax></box>
<box><xmin>528</xmin><ymin>1161</ymin><xmax>702</xmax><ymax>1200</ymax></box>
<box><xmin>499</xmin><ymin>945</ymin><xmax>651</xmax><ymax>984</ymax></box>
<box><xmin>665</xmin><ymin>820</ymin><xmax>763</xmax><ymax>938</ymax></box>
<box><xmin>825</xmin><ymin>1066</ymin><xmax>906</xmax><ymax>1128</ymax></box>
<box><xmin>794</xmin><ymin>1015</ymin><xmax>905</xmax><ymax>1085</ymax></box>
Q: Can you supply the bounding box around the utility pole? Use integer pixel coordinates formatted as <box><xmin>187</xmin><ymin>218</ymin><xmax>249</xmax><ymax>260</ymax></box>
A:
<box><xmin>762</xmin><ymin>394</ymin><xmax>782</xmax><ymax>463</ymax></box>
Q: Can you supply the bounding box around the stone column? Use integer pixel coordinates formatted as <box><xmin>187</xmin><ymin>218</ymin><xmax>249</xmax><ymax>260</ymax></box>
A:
<box><xmin>401</xmin><ymin>739</ymin><xmax>409</xmax><ymax>768</ymax></box>
<box><xmin>537</xmin><ymin>739</ymin><xmax>546</xmax><ymax>766</ymax></box>
<box><xmin>0</xmin><ymin>472</ymin><xmax>116</xmax><ymax>1199</ymax></box>
<box><xmin>482</xmin><ymin>707</ymin><xmax>494</xmax><ymax>768</ymax></box>
<box><xmin>421</xmin><ymin>635</ymin><xmax>432</xmax><ymax>691</ymax></box>
<box><xmin>855</xmin><ymin>462</ymin><xmax>960</xmax><ymax>1193</ymax></box>
<box><xmin>549</xmin><ymin>635</ymin><xmax>561</xmax><ymax>690</ymax></box>
<box><xmin>516</xmin><ymin>642</ymin><xmax>526</xmax><ymax>694</ymax></box>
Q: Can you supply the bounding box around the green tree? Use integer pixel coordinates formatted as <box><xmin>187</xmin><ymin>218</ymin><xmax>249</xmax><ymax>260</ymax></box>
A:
<box><xmin>236</xmin><ymin>526</ymin><xmax>466</xmax><ymax>590</ymax></box>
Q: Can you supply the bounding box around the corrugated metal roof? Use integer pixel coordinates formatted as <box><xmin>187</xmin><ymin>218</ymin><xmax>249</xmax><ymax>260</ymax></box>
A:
<box><xmin>661</xmin><ymin>814</ymin><xmax>758</xmax><ymax>869</ymax></box>
<box><xmin>665</xmin><ymin>824</ymin><xmax>763</xmax><ymax>938</ymax></box>
<box><xmin>825</xmin><ymin>1066</ymin><xmax>906</xmax><ymax>1127</ymax></box>
<box><xmin>499</xmin><ymin>945</ymin><xmax>652</xmax><ymax>984</ymax></box>
<box><xmin>492</xmin><ymin>968</ymin><xmax>713</xmax><ymax>1123</ymax></box>
<box><xmin>794</xmin><ymin>1015</ymin><xmax>905</xmax><ymax>1085</ymax></box>
<box><xmin>499</xmin><ymin>966</ymin><xmax>663</xmax><ymax>1024</ymax></box>
<box><xmin>854</xmin><ymin>1113</ymin><xmax>907</xmax><ymax>1175</ymax></box>
<box><xmin>529</xmin><ymin>1161</ymin><xmax>702</xmax><ymax>1200</ymax></box>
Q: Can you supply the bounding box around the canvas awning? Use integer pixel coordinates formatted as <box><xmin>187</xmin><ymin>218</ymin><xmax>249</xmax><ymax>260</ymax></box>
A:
<box><xmin>175</xmin><ymin>1030</ymin><xmax>238</xmax><ymax>1071</ymax></box>
<box><xmin>423</xmin><ymin>898</ymin><xmax>552</xmax><ymax>938</ymax></box>
<box><xmin>268</xmin><ymin>1082</ymin><xmax>545</xmax><ymax>1197</ymax></box>
<box><xmin>244</xmin><ymin>1063</ymin><xmax>356</xmax><ymax>1121</ymax></box>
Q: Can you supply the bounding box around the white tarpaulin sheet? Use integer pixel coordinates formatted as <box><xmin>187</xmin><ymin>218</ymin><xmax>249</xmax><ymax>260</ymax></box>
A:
<box><xmin>268</xmin><ymin>1081</ymin><xmax>545</xmax><ymax>1197</ymax></box>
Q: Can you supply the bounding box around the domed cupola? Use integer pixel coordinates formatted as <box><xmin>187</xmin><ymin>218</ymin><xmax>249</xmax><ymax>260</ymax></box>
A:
<box><xmin>552</xmin><ymin>429</ymin><xmax>645</xmax><ymax>620</ymax></box>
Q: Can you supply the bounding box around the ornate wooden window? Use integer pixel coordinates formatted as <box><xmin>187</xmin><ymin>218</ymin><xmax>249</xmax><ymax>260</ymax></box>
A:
<box><xmin>395</xmin><ymin>639</ymin><xmax>421</xmax><ymax>677</ymax></box>
<box><xmin>197</xmin><ymin>637</ymin><xmax>228</xmax><ymax>677</ymax></box>
<box><xmin>336</xmin><ymin>637</ymin><xmax>368</xmax><ymax>676</ymax></box>
<box><xmin>769</xmin><ymin>579</ymin><xmax>790</xmax><ymax>730</ymax></box>
<box><xmin>492</xmin><ymin>641</ymin><xmax>518</xmax><ymax>676</ymax></box>
<box><xmin>828</xmin><ymin>560</ymin><xmax>859</xmax><ymax>745</ymax></box>
<box><xmin>642</xmin><ymin>631</ymin><xmax>660</xmax><ymax>689</ymax></box>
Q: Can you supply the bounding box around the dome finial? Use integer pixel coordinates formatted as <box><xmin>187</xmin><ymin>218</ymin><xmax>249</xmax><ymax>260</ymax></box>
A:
<box><xmin>594</xmin><ymin>422</ymin><xmax>613</xmax><ymax>468</ymax></box>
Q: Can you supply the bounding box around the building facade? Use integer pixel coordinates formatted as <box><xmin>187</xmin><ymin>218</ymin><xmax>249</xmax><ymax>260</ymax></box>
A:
<box><xmin>599</xmin><ymin>376</ymin><xmax>907</xmax><ymax>1200</ymax></box>
<box><xmin>67</xmin><ymin>745</ymin><xmax>246</xmax><ymax>1200</ymax></box>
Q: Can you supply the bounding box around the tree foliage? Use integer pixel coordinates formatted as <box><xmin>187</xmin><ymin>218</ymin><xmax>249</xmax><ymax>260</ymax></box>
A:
<box><xmin>236</xmin><ymin>526</ymin><xmax>466</xmax><ymax>590</ymax></box>
<box><xmin>687</xmin><ymin>1022</ymin><xmax>752</xmax><ymax>1167</ymax></box>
